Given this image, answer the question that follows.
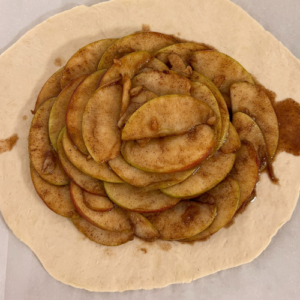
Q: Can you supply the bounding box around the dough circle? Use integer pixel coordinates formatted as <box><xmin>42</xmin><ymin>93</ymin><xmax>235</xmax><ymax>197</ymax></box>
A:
<box><xmin>0</xmin><ymin>0</ymin><xmax>300</xmax><ymax>292</ymax></box>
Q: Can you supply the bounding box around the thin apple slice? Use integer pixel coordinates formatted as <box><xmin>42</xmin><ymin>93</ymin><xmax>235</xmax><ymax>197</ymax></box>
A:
<box><xmin>187</xmin><ymin>177</ymin><xmax>240</xmax><ymax>241</ymax></box>
<box><xmin>161</xmin><ymin>151</ymin><xmax>235</xmax><ymax>198</ymax></box>
<box><xmin>132</xmin><ymin>70</ymin><xmax>191</xmax><ymax>96</ymax></box>
<box><xmin>29</xmin><ymin>98</ymin><xmax>69</xmax><ymax>186</ymax></box>
<box><xmin>83</xmin><ymin>191</ymin><xmax>114</xmax><ymax>212</ymax></box>
<box><xmin>122</xmin><ymin>94</ymin><xmax>215</xmax><ymax>140</ymax></box>
<box><xmin>62</xmin><ymin>129</ymin><xmax>123</xmax><ymax>183</ymax></box>
<box><xmin>138</xmin><ymin>58</ymin><xmax>169</xmax><ymax>73</ymax></box>
<box><xmin>230</xmin><ymin>141</ymin><xmax>259</xmax><ymax>210</ymax></box>
<box><xmin>66</xmin><ymin>69</ymin><xmax>107</xmax><ymax>155</ymax></box>
<box><xmin>122</xmin><ymin>124</ymin><xmax>215</xmax><ymax>173</ymax></box>
<box><xmin>98</xmin><ymin>32</ymin><xmax>177</xmax><ymax>69</ymax></box>
<box><xmin>131</xmin><ymin>88</ymin><xmax>157</xmax><ymax>104</ymax></box>
<box><xmin>57</xmin><ymin>128</ymin><xmax>106</xmax><ymax>196</ymax></box>
<box><xmin>232</xmin><ymin>112</ymin><xmax>268</xmax><ymax>171</ymax></box>
<box><xmin>146</xmin><ymin>201</ymin><xmax>216</xmax><ymax>240</ymax></box>
<box><xmin>70</xmin><ymin>182</ymin><xmax>132</xmax><ymax>232</ymax></box>
<box><xmin>118</xmin><ymin>103</ymin><xmax>143</xmax><ymax>129</ymax></box>
<box><xmin>120</xmin><ymin>73</ymin><xmax>132</xmax><ymax>118</ymax></box>
<box><xmin>220</xmin><ymin>123</ymin><xmax>241</xmax><ymax>154</ymax></box>
<box><xmin>61</xmin><ymin>39</ymin><xmax>116</xmax><ymax>89</ymax></box>
<box><xmin>49</xmin><ymin>75</ymin><xmax>87</xmax><ymax>150</ymax></box>
<box><xmin>104</xmin><ymin>182</ymin><xmax>180</xmax><ymax>213</ymax></box>
<box><xmin>108</xmin><ymin>155</ymin><xmax>195</xmax><ymax>189</ymax></box>
<box><xmin>127</xmin><ymin>211</ymin><xmax>160</xmax><ymax>241</ymax></box>
<box><xmin>30</xmin><ymin>164</ymin><xmax>78</xmax><ymax>218</ymax></box>
<box><xmin>231</xmin><ymin>82</ymin><xmax>279</xmax><ymax>159</ymax></box>
<box><xmin>82</xmin><ymin>84</ymin><xmax>123</xmax><ymax>163</ymax></box>
<box><xmin>33</xmin><ymin>67</ymin><xmax>63</xmax><ymax>114</ymax></box>
<box><xmin>190</xmin><ymin>50</ymin><xmax>254</xmax><ymax>94</ymax></box>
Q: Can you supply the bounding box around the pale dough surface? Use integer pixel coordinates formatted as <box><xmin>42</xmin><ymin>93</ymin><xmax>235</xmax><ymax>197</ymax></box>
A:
<box><xmin>0</xmin><ymin>0</ymin><xmax>300</xmax><ymax>292</ymax></box>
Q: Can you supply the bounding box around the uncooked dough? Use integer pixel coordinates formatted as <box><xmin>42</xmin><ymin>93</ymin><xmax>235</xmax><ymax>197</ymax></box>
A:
<box><xmin>0</xmin><ymin>0</ymin><xmax>300</xmax><ymax>292</ymax></box>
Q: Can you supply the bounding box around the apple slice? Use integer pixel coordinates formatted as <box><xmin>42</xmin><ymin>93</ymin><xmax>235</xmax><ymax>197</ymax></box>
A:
<box><xmin>132</xmin><ymin>70</ymin><xmax>191</xmax><ymax>96</ymax></box>
<box><xmin>146</xmin><ymin>201</ymin><xmax>216</xmax><ymax>240</ymax></box>
<box><xmin>104</xmin><ymin>182</ymin><xmax>180</xmax><ymax>213</ymax></box>
<box><xmin>120</xmin><ymin>73</ymin><xmax>132</xmax><ymax>118</ymax></box>
<box><xmin>127</xmin><ymin>211</ymin><xmax>160</xmax><ymax>241</ymax></box>
<box><xmin>70</xmin><ymin>182</ymin><xmax>132</xmax><ymax>232</ymax></box>
<box><xmin>98</xmin><ymin>32</ymin><xmax>177</xmax><ymax>69</ymax></box>
<box><xmin>108</xmin><ymin>155</ymin><xmax>195</xmax><ymax>190</ymax></box>
<box><xmin>138</xmin><ymin>58</ymin><xmax>169</xmax><ymax>73</ymax></box>
<box><xmin>29</xmin><ymin>98</ymin><xmax>69</xmax><ymax>186</ymax></box>
<box><xmin>72</xmin><ymin>217</ymin><xmax>133</xmax><ymax>246</ymax></box>
<box><xmin>187</xmin><ymin>177</ymin><xmax>240</xmax><ymax>241</ymax></box>
<box><xmin>83</xmin><ymin>191</ymin><xmax>114</xmax><ymax>212</ymax></box>
<box><xmin>62</xmin><ymin>129</ymin><xmax>123</xmax><ymax>183</ymax></box>
<box><xmin>122</xmin><ymin>124</ymin><xmax>215</xmax><ymax>173</ymax></box>
<box><xmin>190</xmin><ymin>50</ymin><xmax>254</xmax><ymax>94</ymax></box>
<box><xmin>61</xmin><ymin>39</ymin><xmax>116</xmax><ymax>89</ymax></box>
<box><xmin>131</xmin><ymin>88</ymin><xmax>157</xmax><ymax>104</ymax></box>
<box><xmin>220</xmin><ymin>123</ymin><xmax>241</xmax><ymax>154</ymax></box>
<box><xmin>49</xmin><ymin>75</ymin><xmax>87</xmax><ymax>150</ymax></box>
<box><xmin>66</xmin><ymin>69</ymin><xmax>107</xmax><ymax>155</ymax></box>
<box><xmin>231</xmin><ymin>82</ymin><xmax>279</xmax><ymax>159</ymax></box>
<box><xmin>82</xmin><ymin>84</ymin><xmax>122</xmax><ymax>163</ymax></box>
<box><xmin>33</xmin><ymin>67</ymin><xmax>63</xmax><ymax>114</ymax></box>
<box><xmin>161</xmin><ymin>151</ymin><xmax>235</xmax><ymax>198</ymax></box>
<box><xmin>230</xmin><ymin>141</ymin><xmax>259</xmax><ymax>210</ymax></box>
<box><xmin>122</xmin><ymin>94</ymin><xmax>215</xmax><ymax>140</ymax></box>
<box><xmin>232</xmin><ymin>112</ymin><xmax>268</xmax><ymax>171</ymax></box>
<box><xmin>30</xmin><ymin>164</ymin><xmax>78</xmax><ymax>218</ymax></box>
<box><xmin>57</xmin><ymin>128</ymin><xmax>106</xmax><ymax>196</ymax></box>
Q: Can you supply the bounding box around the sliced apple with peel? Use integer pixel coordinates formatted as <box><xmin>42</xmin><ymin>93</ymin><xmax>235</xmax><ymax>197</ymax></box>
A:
<box><xmin>83</xmin><ymin>191</ymin><xmax>114</xmax><ymax>212</ymax></box>
<box><xmin>82</xmin><ymin>84</ymin><xmax>123</xmax><ymax>163</ymax></box>
<box><xmin>57</xmin><ymin>128</ymin><xmax>106</xmax><ymax>196</ymax></box>
<box><xmin>161</xmin><ymin>151</ymin><xmax>235</xmax><ymax>198</ymax></box>
<box><xmin>30</xmin><ymin>164</ymin><xmax>78</xmax><ymax>218</ymax></box>
<box><xmin>190</xmin><ymin>50</ymin><xmax>254</xmax><ymax>94</ymax></box>
<box><xmin>104</xmin><ymin>182</ymin><xmax>180</xmax><ymax>213</ymax></box>
<box><xmin>122</xmin><ymin>94</ymin><xmax>215</xmax><ymax>140</ymax></box>
<box><xmin>66</xmin><ymin>69</ymin><xmax>107</xmax><ymax>155</ymax></box>
<box><xmin>230</xmin><ymin>141</ymin><xmax>259</xmax><ymax>210</ymax></box>
<box><xmin>220</xmin><ymin>123</ymin><xmax>241</xmax><ymax>154</ymax></box>
<box><xmin>61</xmin><ymin>39</ymin><xmax>116</xmax><ymax>89</ymax></box>
<box><xmin>231</xmin><ymin>82</ymin><xmax>279</xmax><ymax>159</ymax></box>
<box><xmin>98</xmin><ymin>32</ymin><xmax>177</xmax><ymax>69</ymax></box>
<box><xmin>29</xmin><ymin>98</ymin><xmax>69</xmax><ymax>186</ymax></box>
<box><xmin>138</xmin><ymin>58</ymin><xmax>169</xmax><ymax>73</ymax></box>
<box><xmin>49</xmin><ymin>75</ymin><xmax>87</xmax><ymax>150</ymax></box>
<box><xmin>108</xmin><ymin>155</ymin><xmax>195</xmax><ymax>190</ymax></box>
<box><xmin>127</xmin><ymin>211</ymin><xmax>160</xmax><ymax>241</ymax></box>
<box><xmin>70</xmin><ymin>182</ymin><xmax>132</xmax><ymax>232</ymax></box>
<box><xmin>62</xmin><ymin>129</ymin><xmax>123</xmax><ymax>183</ymax></box>
<box><xmin>146</xmin><ymin>201</ymin><xmax>216</xmax><ymax>240</ymax></box>
<box><xmin>122</xmin><ymin>124</ymin><xmax>215</xmax><ymax>173</ymax></box>
<box><xmin>232</xmin><ymin>112</ymin><xmax>268</xmax><ymax>171</ymax></box>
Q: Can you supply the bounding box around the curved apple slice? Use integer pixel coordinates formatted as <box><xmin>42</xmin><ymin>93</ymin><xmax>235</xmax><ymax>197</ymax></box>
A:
<box><xmin>104</xmin><ymin>182</ymin><xmax>180</xmax><ymax>213</ymax></box>
<box><xmin>72</xmin><ymin>217</ymin><xmax>134</xmax><ymax>246</ymax></box>
<box><xmin>49</xmin><ymin>75</ymin><xmax>87</xmax><ymax>150</ymax></box>
<box><xmin>62</xmin><ymin>129</ymin><xmax>123</xmax><ymax>183</ymax></box>
<box><xmin>230</xmin><ymin>141</ymin><xmax>259</xmax><ymax>210</ymax></box>
<box><xmin>98</xmin><ymin>32</ymin><xmax>177</xmax><ymax>69</ymax></box>
<box><xmin>220</xmin><ymin>123</ymin><xmax>241</xmax><ymax>154</ymax></box>
<box><xmin>161</xmin><ymin>151</ymin><xmax>235</xmax><ymax>199</ymax></box>
<box><xmin>83</xmin><ymin>191</ymin><xmax>113</xmax><ymax>212</ymax></box>
<box><xmin>232</xmin><ymin>112</ymin><xmax>268</xmax><ymax>171</ymax></box>
<box><xmin>70</xmin><ymin>182</ymin><xmax>132</xmax><ymax>232</ymax></box>
<box><xmin>61</xmin><ymin>39</ymin><xmax>116</xmax><ymax>89</ymax></box>
<box><xmin>127</xmin><ymin>211</ymin><xmax>160</xmax><ymax>241</ymax></box>
<box><xmin>108</xmin><ymin>155</ymin><xmax>194</xmax><ymax>189</ymax></box>
<box><xmin>190</xmin><ymin>50</ymin><xmax>254</xmax><ymax>94</ymax></box>
<box><xmin>66</xmin><ymin>69</ymin><xmax>107</xmax><ymax>155</ymax></box>
<box><xmin>83</xmin><ymin>84</ymin><xmax>122</xmax><ymax>163</ymax></box>
<box><xmin>57</xmin><ymin>128</ymin><xmax>106</xmax><ymax>196</ymax></box>
<box><xmin>29</xmin><ymin>98</ymin><xmax>69</xmax><ymax>186</ymax></box>
<box><xmin>231</xmin><ymin>82</ymin><xmax>279</xmax><ymax>159</ymax></box>
<box><xmin>146</xmin><ymin>201</ymin><xmax>216</xmax><ymax>240</ymax></box>
<box><xmin>30</xmin><ymin>164</ymin><xmax>78</xmax><ymax>218</ymax></box>
<box><xmin>122</xmin><ymin>94</ymin><xmax>214</xmax><ymax>140</ymax></box>
<box><xmin>139</xmin><ymin>58</ymin><xmax>169</xmax><ymax>73</ymax></box>
<box><xmin>122</xmin><ymin>124</ymin><xmax>215</xmax><ymax>173</ymax></box>
<box><xmin>132</xmin><ymin>70</ymin><xmax>191</xmax><ymax>96</ymax></box>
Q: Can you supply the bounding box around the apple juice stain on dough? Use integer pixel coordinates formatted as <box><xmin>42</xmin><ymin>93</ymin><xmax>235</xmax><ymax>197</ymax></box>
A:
<box><xmin>0</xmin><ymin>134</ymin><xmax>19</xmax><ymax>154</ymax></box>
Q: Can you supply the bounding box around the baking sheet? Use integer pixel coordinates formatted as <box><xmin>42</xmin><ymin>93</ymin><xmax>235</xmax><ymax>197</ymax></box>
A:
<box><xmin>0</xmin><ymin>0</ymin><xmax>300</xmax><ymax>299</ymax></box>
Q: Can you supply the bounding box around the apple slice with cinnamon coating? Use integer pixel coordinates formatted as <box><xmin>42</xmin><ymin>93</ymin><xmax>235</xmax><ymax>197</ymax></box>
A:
<box><xmin>138</xmin><ymin>58</ymin><xmax>169</xmax><ymax>73</ymax></box>
<box><xmin>83</xmin><ymin>191</ymin><xmax>114</xmax><ymax>212</ymax></box>
<box><xmin>220</xmin><ymin>123</ymin><xmax>241</xmax><ymax>154</ymax></box>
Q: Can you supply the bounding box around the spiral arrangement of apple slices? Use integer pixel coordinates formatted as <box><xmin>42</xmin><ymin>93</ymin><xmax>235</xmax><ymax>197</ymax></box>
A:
<box><xmin>29</xmin><ymin>32</ymin><xmax>279</xmax><ymax>246</ymax></box>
